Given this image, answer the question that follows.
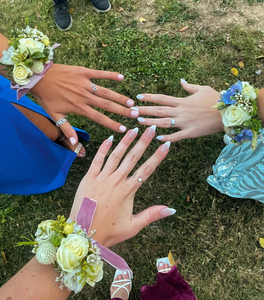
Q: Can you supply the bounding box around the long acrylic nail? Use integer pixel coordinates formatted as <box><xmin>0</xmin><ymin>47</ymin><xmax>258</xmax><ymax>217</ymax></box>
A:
<box><xmin>181</xmin><ymin>78</ymin><xmax>187</xmax><ymax>84</ymax></box>
<box><xmin>137</xmin><ymin>94</ymin><xmax>144</xmax><ymax>100</ymax></box>
<box><xmin>156</xmin><ymin>135</ymin><xmax>164</xmax><ymax>140</ymax></box>
<box><xmin>129</xmin><ymin>127</ymin><xmax>139</xmax><ymax>138</ymax></box>
<box><xmin>160</xmin><ymin>141</ymin><xmax>171</xmax><ymax>152</ymax></box>
<box><xmin>161</xmin><ymin>207</ymin><xmax>176</xmax><ymax>217</ymax></box>
<box><xmin>147</xmin><ymin>125</ymin><xmax>156</xmax><ymax>136</ymax></box>
<box><xmin>119</xmin><ymin>125</ymin><xmax>127</xmax><ymax>132</ymax></box>
<box><xmin>118</xmin><ymin>74</ymin><xmax>124</xmax><ymax>80</ymax></box>
<box><xmin>69</xmin><ymin>137</ymin><xmax>77</xmax><ymax>145</ymax></box>
<box><xmin>127</xmin><ymin>99</ymin><xmax>134</xmax><ymax>106</ymax></box>
<box><xmin>105</xmin><ymin>135</ymin><xmax>114</xmax><ymax>146</ymax></box>
<box><xmin>137</xmin><ymin>117</ymin><xmax>145</xmax><ymax>123</ymax></box>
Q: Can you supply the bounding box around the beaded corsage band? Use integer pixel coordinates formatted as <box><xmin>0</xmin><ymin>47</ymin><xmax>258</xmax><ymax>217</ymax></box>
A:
<box><xmin>0</xmin><ymin>26</ymin><xmax>59</xmax><ymax>99</ymax></box>
<box><xmin>17</xmin><ymin>198</ymin><xmax>132</xmax><ymax>294</ymax></box>
<box><xmin>213</xmin><ymin>81</ymin><xmax>262</xmax><ymax>150</ymax></box>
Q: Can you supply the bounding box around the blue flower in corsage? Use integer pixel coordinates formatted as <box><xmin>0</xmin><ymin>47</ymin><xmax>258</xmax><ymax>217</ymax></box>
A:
<box><xmin>213</xmin><ymin>81</ymin><xmax>262</xmax><ymax>150</ymax></box>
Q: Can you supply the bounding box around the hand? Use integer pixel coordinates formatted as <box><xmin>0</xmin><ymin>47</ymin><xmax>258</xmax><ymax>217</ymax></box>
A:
<box><xmin>30</xmin><ymin>64</ymin><xmax>139</xmax><ymax>144</ymax></box>
<box><xmin>136</xmin><ymin>80</ymin><xmax>224</xmax><ymax>142</ymax></box>
<box><xmin>69</xmin><ymin>126</ymin><xmax>175</xmax><ymax>248</ymax></box>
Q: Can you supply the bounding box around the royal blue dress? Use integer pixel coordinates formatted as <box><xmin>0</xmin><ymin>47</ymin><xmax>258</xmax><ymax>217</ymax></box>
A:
<box><xmin>207</xmin><ymin>134</ymin><xmax>264</xmax><ymax>203</ymax></box>
<box><xmin>0</xmin><ymin>75</ymin><xmax>89</xmax><ymax>195</ymax></box>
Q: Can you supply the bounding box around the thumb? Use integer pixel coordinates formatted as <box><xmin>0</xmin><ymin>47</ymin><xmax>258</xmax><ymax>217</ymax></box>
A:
<box><xmin>180</xmin><ymin>79</ymin><xmax>201</xmax><ymax>94</ymax></box>
<box><xmin>55</xmin><ymin>115</ymin><xmax>79</xmax><ymax>146</ymax></box>
<box><xmin>132</xmin><ymin>205</ymin><xmax>176</xmax><ymax>233</ymax></box>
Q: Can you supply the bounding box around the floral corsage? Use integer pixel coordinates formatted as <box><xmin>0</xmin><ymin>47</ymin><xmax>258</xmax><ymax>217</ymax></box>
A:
<box><xmin>213</xmin><ymin>81</ymin><xmax>262</xmax><ymax>150</ymax></box>
<box><xmin>17</xmin><ymin>215</ymin><xmax>103</xmax><ymax>293</ymax></box>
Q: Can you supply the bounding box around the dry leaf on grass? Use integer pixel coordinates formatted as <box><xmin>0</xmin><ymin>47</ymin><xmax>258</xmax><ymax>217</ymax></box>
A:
<box><xmin>179</xmin><ymin>26</ymin><xmax>189</xmax><ymax>32</ymax></box>
<box><xmin>102</xmin><ymin>43</ymin><xmax>108</xmax><ymax>47</ymax></box>
<box><xmin>69</xmin><ymin>8</ymin><xmax>74</xmax><ymax>14</ymax></box>
<box><xmin>118</xmin><ymin>7</ymin><xmax>124</xmax><ymax>12</ymax></box>
<box><xmin>238</xmin><ymin>61</ymin><xmax>244</xmax><ymax>68</ymax></box>
<box><xmin>1</xmin><ymin>251</ymin><xmax>7</xmax><ymax>264</ymax></box>
<box><xmin>139</xmin><ymin>17</ymin><xmax>146</xmax><ymax>23</ymax></box>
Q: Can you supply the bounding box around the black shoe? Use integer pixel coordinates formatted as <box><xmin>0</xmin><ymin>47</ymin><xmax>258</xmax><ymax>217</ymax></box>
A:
<box><xmin>54</xmin><ymin>2</ymin><xmax>72</xmax><ymax>31</ymax></box>
<box><xmin>90</xmin><ymin>0</ymin><xmax>111</xmax><ymax>12</ymax></box>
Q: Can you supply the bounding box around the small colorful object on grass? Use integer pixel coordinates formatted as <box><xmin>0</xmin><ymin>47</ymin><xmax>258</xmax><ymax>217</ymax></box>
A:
<box><xmin>213</xmin><ymin>81</ymin><xmax>262</xmax><ymax>150</ymax></box>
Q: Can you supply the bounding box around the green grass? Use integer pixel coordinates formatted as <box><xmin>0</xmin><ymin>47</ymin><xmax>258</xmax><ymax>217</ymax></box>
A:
<box><xmin>1</xmin><ymin>0</ymin><xmax>264</xmax><ymax>299</ymax></box>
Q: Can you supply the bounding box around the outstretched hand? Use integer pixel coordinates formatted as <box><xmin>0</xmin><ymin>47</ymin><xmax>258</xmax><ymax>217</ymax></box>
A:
<box><xmin>70</xmin><ymin>126</ymin><xmax>175</xmax><ymax>248</ymax></box>
<box><xmin>31</xmin><ymin>64</ymin><xmax>139</xmax><ymax>144</ymax></box>
<box><xmin>136</xmin><ymin>80</ymin><xmax>224</xmax><ymax>142</ymax></box>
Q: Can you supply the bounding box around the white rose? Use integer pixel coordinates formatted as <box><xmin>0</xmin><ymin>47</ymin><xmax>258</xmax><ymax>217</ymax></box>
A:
<box><xmin>18</xmin><ymin>42</ymin><xmax>29</xmax><ymax>58</ymax></box>
<box><xmin>13</xmin><ymin>63</ymin><xmax>33</xmax><ymax>85</ymax></box>
<box><xmin>19</xmin><ymin>38</ymin><xmax>45</xmax><ymax>55</ymax></box>
<box><xmin>0</xmin><ymin>46</ymin><xmax>15</xmax><ymax>65</ymax></box>
<box><xmin>221</xmin><ymin>105</ymin><xmax>251</xmax><ymax>127</ymax></box>
<box><xmin>31</xmin><ymin>61</ymin><xmax>44</xmax><ymax>74</ymax></box>
<box><xmin>38</xmin><ymin>220</ymin><xmax>54</xmax><ymax>234</ymax></box>
<box><xmin>85</xmin><ymin>261</ymin><xmax>104</xmax><ymax>286</ymax></box>
<box><xmin>242</xmin><ymin>82</ymin><xmax>257</xmax><ymax>100</ymax></box>
<box><xmin>56</xmin><ymin>234</ymin><xmax>89</xmax><ymax>272</ymax></box>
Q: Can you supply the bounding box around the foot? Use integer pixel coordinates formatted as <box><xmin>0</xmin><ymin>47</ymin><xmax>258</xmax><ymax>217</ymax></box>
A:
<box><xmin>54</xmin><ymin>1</ymin><xmax>72</xmax><ymax>31</ymax></box>
<box><xmin>58</xmin><ymin>135</ymin><xmax>86</xmax><ymax>158</ymax></box>
<box><xmin>90</xmin><ymin>0</ymin><xmax>111</xmax><ymax>13</ymax></box>
<box><xmin>157</xmin><ymin>261</ymin><xmax>172</xmax><ymax>274</ymax></box>
<box><xmin>110</xmin><ymin>270</ymin><xmax>132</xmax><ymax>300</ymax></box>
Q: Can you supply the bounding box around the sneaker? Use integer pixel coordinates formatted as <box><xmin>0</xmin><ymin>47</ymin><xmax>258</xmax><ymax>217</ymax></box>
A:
<box><xmin>90</xmin><ymin>0</ymin><xmax>111</xmax><ymax>12</ymax></box>
<box><xmin>54</xmin><ymin>2</ymin><xmax>72</xmax><ymax>31</ymax></box>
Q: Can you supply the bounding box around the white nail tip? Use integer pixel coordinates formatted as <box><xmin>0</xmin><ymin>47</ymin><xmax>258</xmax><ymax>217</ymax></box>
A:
<box><xmin>130</xmin><ymin>107</ymin><xmax>139</xmax><ymax>111</ymax></box>
<box><xmin>108</xmin><ymin>135</ymin><xmax>114</xmax><ymax>141</ymax></box>
<box><xmin>164</xmin><ymin>141</ymin><xmax>171</xmax><ymax>148</ymax></box>
<box><xmin>150</xmin><ymin>125</ymin><xmax>156</xmax><ymax>130</ymax></box>
<box><xmin>132</xmin><ymin>127</ymin><xmax>139</xmax><ymax>133</ymax></box>
<box><xmin>168</xmin><ymin>208</ymin><xmax>176</xmax><ymax>214</ymax></box>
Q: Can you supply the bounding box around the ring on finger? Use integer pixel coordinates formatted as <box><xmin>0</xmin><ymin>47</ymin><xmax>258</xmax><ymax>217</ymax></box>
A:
<box><xmin>56</xmin><ymin>117</ymin><xmax>68</xmax><ymax>128</ymax></box>
<box><xmin>133</xmin><ymin>172</ymin><xmax>143</xmax><ymax>183</ymax></box>
<box><xmin>91</xmin><ymin>83</ymin><xmax>97</xmax><ymax>94</ymax></box>
<box><xmin>170</xmin><ymin>117</ymin><xmax>176</xmax><ymax>127</ymax></box>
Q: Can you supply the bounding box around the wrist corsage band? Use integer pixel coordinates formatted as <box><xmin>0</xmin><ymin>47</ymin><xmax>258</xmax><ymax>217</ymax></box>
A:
<box><xmin>0</xmin><ymin>26</ymin><xmax>60</xmax><ymax>99</ymax></box>
<box><xmin>17</xmin><ymin>198</ymin><xmax>132</xmax><ymax>294</ymax></box>
<box><xmin>213</xmin><ymin>81</ymin><xmax>262</xmax><ymax>150</ymax></box>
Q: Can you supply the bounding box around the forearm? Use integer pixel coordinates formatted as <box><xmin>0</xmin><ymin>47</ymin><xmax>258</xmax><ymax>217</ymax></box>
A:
<box><xmin>257</xmin><ymin>88</ymin><xmax>264</xmax><ymax>123</ymax></box>
<box><xmin>0</xmin><ymin>33</ymin><xmax>9</xmax><ymax>77</ymax></box>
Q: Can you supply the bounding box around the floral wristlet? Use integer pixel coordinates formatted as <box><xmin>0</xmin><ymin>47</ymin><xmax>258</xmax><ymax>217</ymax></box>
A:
<box><xmin>17</xmin><ymin>198</ymin><xmax>132</xmax><ymax>294</ymax></box>
<box><xmin>0</xmin><ymin>26</ymin><xmax>59</xmax><ymax>99</ymax></box>
<box><xmin>213</xmin><ymin>81</ymin><xmax>262</xmax><ymax>150</ymax></box>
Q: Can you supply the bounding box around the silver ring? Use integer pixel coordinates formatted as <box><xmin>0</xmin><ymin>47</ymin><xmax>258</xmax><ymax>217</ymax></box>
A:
<box><xmin>170</xmin><ymin>118</ymin><xmax>175</xmax><ymax>127</ymax></box>
<box><xmin>133</xmin><ymin>172</ymin><xmax>137</xmax><ymax>178</ymax></box>
<box><xmin>56</xmin><ymin>117</ymin><xmax>68</xmax><ymax>128</ymax></box>
<box><xmin>91</xmin><ymin>83</ymin><xmax>97</xmax><ymax>94</ymax></box>
<box><xmin>138</xmin><ymin>177</ymin><xmax>143</xmax><ymax>183</ymax></box>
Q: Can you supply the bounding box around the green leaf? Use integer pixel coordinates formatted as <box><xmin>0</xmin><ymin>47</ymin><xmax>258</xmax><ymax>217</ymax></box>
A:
<box><xmin>31</xmin><ymin>51</ymin><xmax>46</xmax><ymax>59</ymax></box>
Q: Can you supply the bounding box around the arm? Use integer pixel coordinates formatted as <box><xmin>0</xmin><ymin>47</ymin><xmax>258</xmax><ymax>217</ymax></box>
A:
<box><xmin>0</xmin><ymin>126</ymin><xmax>175</xmax><ymax>300</ymax></box>
<box><xmin>0</xmin><ymin>34</ymin><xmax>9</xmax><ymax>76</ymax></box>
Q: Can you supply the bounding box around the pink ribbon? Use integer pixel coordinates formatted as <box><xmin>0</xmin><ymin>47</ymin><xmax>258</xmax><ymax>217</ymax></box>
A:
<box><xmin>10</xmin><ymin>43</ymin><xmax>61</xmax><ymax>100</ymax></box>
<box><xmin>76</xmin><ymin>197</ymin><xmax>132</xmax><ymax>276</ymax></box>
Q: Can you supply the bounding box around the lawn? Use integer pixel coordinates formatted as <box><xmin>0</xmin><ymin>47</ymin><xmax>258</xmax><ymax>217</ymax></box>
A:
<box><xmin>1</xmin><ymin>0</ymin><xmax>264</xmax><ymax>299</ymax></box>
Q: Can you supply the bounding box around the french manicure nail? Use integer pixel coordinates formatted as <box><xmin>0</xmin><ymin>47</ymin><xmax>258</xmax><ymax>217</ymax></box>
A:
<box><xmin>119</xmin><ymin>125</ymin><xmax>127</xmax><ymax>132</ymax></box>
<box><xmin>118</xmin><ymin>74</ymin><xmax>124</xmax><ymax>80</ymax></box>
<box><xmin>181</xmin><ymin>78</ymin><xmax>187</xmax><ymax>84</ymax></box>
<box><xmin>129</xmin><ymin>127</ymin><xmax>139</xmax><ymax>138</ymax></box>
<box><xmin>137</xmin><ymin>117</ymin><xmax>145</xmax><ymax>122</ymax></box>
<box><xmin>156</xmin><ymin>135</ymin><xmax>164</xmax><ymax>140</ymax></box>
<box><xmin>161</xmin><ymin>207</ymin><xmax>176</xmax><ymax>217</ymax></box>
<box><xmin>69</xmin><ymin>137</ymin><xmax>77</xmax><ymax>145</ymax></box>
<box><xmin>127</xmin><ymin>99</ymin><xmax>134</xmax><ymax>106</ymax></box>
<box><xmin>137</xmin><ymin>94</ymin><xmax>144</xmax><ymax>100</ymax></box>
<box><xmin>105</xmin><ymin>135</ymin><xmax>114</xmax><ymax>146</ymax></box>
<box><xmin>161</xmin><ymin>141</ymin><xmax>171</xmax><ymax>152</ymax></box>
<box><xmin>148</xmin><ymin>125</ymin><xmax>156</xmax><ymax>136</ymax></box>
<box><xmin>130</xmin><ymin>107</ymin><xmax>139</xmax><ymax>111</ymax></box>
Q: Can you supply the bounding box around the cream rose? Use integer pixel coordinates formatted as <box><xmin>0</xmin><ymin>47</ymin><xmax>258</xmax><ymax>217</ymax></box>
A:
<box><xmin>13</xmin><ymin>63</ymin><xmax>33</xmax><ymax>85</ymax></box>
<box><xmin>86</xmin><ymin>261</ymin><xmax>104</xmax><ymax>287</ymax></box>
<box><xmin>18</xmin><ymin>42</ymin><xmax>29</xmax><ymax>58</ymax></box>
<box><xmin>221</xmin><ymin>105</ymin><xmax>251</xmax><ymax>127</ymax></box>
<box><xmin>38</xmin><ymin>220</ymin><xmax>54</xmax><ymax>234</ymax></box>
<box><xmin>56</xmin><ymin>234</ymin><xmax>89</xmax><ymax>272</ymax></box>
<box><xmin>242</xmin><ymin>82</ymin><xmax>257</xmax><ymax>100</ymax></box>
<box><xmin>19</xmin><ymin>38</ymin><xmax>45</xmax><ymax>55</ymax></box>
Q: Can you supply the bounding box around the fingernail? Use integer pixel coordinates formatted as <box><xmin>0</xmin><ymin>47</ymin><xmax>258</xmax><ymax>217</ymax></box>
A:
<box><xmin>161</xmin><ymin>207</ymin><xmax>176</xmax><ymax>217</ymax></box>
<box><xmin>137</xmin><ymin>94</ymin><xmax>144</xmax><ymax>100</ymax></box>
<box><xmin>127</xmin><ymin>99</ymin><xmax>134</xmax><ymax>106</ymax></box>
<box><xmin>147</xmin><ymin>125</ymin><xmax>156</xmax><ymax>136</ymax></box>
<box><xmin>118</xmin><ymin>74</ymin><xmax>124</xmax><ymax>80</ymax></box>
<box><xmin>130</xmin><ymin>107</ymin><xmax>139</xmax><ymax>111</ymax></box>
<box><xmin>137</xmin><ymin>117</ymin><xmax>145</xmax><ymax>122</ymax></box>
<box><xmin>181</xmin><ymin>78</ymin><xmax>187</xmax><ymax>84</ymax></box>
<box><xmin>69</xmin><ymin>137</ymin><xmax>77</xmax><ymax>145</ymax></box>
<box><xmin>119</xmin><ymin>125</ymin><xmax>127</xmax><ymax>132</ymax></box>
<box><xmin>105</xmin><ymin>135</ymin><xmax>114</xmax><ymax>146</ymax></box>
<box><xmin>131</xmin><ymin>110</ymin><xmax>139</xmax><ymax>117</ymax></box>
<box><xmin>157</xmin><ymin>135</ymin><xmax>164</xmax><ymax>140</ymax></box>
<box><xmin>129</xmin><ymin>127</ymin><xmax>139</xmax><ymax>138</ymax></box>
<box><xmin>160</xmin><ymin>141</ymin><xmax>171</xmax><ymax>152</ymax></box>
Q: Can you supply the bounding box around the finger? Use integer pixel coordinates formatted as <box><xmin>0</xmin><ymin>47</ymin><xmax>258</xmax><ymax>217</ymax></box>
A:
<box><xmin>156</xmin><ymin>130</ymin><xmax>193</xmax><ymax>142</ymax></box>
<box><xmin>102</xmin><ymin>128</ymin><xmax>139</xmax><ymax>175</ymax></box>
<box><xmin>180</xmin><ymin>79</ymin><xmax>201</xmax><ymax>94</ymax></box>
<box><xmin>53</xmin><ymin>114</ymin><xmax>79</xmax><ymax>145</ymax></box>
<box><xmin>89</xmin><ymin>85</ymin><xmax>135</xmax><ymax>107</ymax></box>
<box><xmin>88</xmin><ymin>69</ymin><xmax>124</xmax><ymax>81</ymax></box>
<box><xmin>135</xmin><ymin>106</ymin><xmax>175</xmax><ymax>117</ymax></box>
<box><xmin>137</xmin><ymin>117</ymin><xmax>175</xmax><ymax>128</ymax></box>
<box><xmin>127</xmin><ymin>141</ymin><xmax>170</xmax><ymax>190</ymax></box>
<box><xmin>116</xmin><ymin>125</ymin><xmax>157</xmax><ymax>177</ymax></box>
<box><xmin>136</xmin><ymin>94</ymin><xmax>180</xmax><ymax>106</ymax></box>
<box><xmin>80</xmin><ymin>106</ymin><xmax>127</xmax><ymax>133</ymax></box>
<box><xmin>131</xmin><ymin>205</ymin><xmax>176</xmax><ymax>236</ymax></box>
<box><xmin>87</xmin><ymin>136</ymin><xmax>114</xmax><ymax>178</ymax></box>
